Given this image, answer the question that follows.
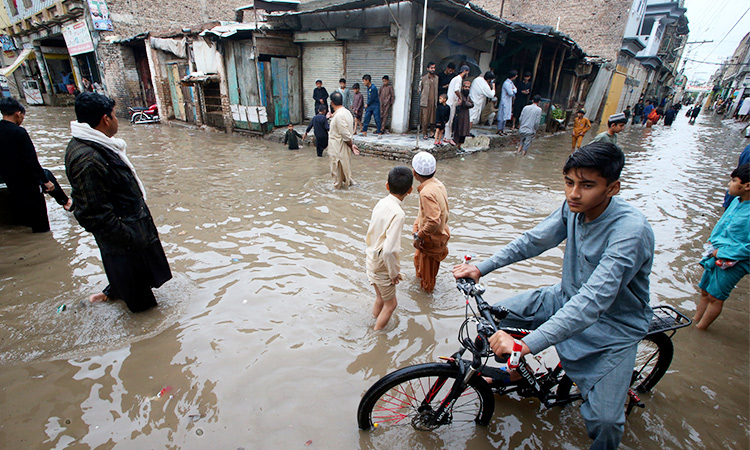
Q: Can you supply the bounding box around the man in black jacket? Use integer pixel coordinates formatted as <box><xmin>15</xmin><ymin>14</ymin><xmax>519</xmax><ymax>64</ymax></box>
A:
<box><xmin>0</xmin><ymin>97</ymin><xmax>70</xmax><ymax>232</ymax></box>
<box><xmin>65</xmin><ymin>93</ymin><xmax>171</xmax><ymax>312</ymax></box>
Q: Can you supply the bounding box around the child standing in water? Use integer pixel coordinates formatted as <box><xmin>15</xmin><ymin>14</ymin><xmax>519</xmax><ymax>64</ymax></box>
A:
<box><xmin>694</xmin><ymin>163</ymin><xmax>750</xmax><ymax>330</ymax></box>
<box><xmin>365</xmin><ymin>166</ymin><xmax>413</xmax><ymax>330</ymax></box>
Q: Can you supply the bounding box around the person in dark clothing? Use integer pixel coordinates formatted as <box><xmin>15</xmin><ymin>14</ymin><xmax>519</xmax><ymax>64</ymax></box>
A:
<box><xmin>663</xmin><ymin>105</ymin><xmax>677</xmax><ymax>126</ymax></box>
<box><xmin>512</xmin><ymin>72</ymin><xmax>532</xmax><ymax>129</ymax></box>
<box><xmin>437</xmin><ymin>62</ymin><xmax>456</xmax><ymax>97</ymax></box>
<box><xmin>689</xmin><ymin>105</ymin><xmax>701</xmax><ymax>124</ymax></box>
<box><xmin>303</xmin><ymin>105</ymin><xmax>329</xmax><ymax>157</ymax></box>
<box><xmin>0</xmin><ymin>97</ymin><xmax>70</xmax><ymax>232</ymax></box>
<box><xmin>632</xmin><ymin>100</ymin><xmax>644</xmax><ymax>125</ymax></box>
<box><xmin>361</xmin><ymin>74</ymin><xmax>382</xmax><ymax>136</ymax></box>
<box><xmin>453</xmin><ymin>79</ymin><xmax>474</xmax><ymax>151</ymax></box>
<box><xmin>283</xmin><ymin>123</ymin><xmax>302</xmax><ymax>150</ymax></box>
<box><xmin>623</xmin><ymin>105</ymin><xmax>632</xmax><ymax>123</ymax></box>
<box><xmin>434</xmin><ymin>93</ymin><xmax>451</xmax><ymax>145</ymax></box>
<box><xmin>312</xmin><ymin>79</ymin><xmax>329</xmax><ymax>115</ymax></box>
<box><xmin>65</xmin><ymin>92</ymin><xmax>171</xmax><ymax>312</ymax></box>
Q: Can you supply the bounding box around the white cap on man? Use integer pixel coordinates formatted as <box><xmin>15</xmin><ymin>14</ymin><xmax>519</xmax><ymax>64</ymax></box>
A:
<box><xmin>412</xmin><ymin>151</ymin><xmax>436</xmax><ymax>176</ymax></box>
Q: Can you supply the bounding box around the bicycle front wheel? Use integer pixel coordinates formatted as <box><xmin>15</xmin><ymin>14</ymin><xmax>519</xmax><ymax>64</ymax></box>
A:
<box><xmin>632</xmin><ymin>332</ymin><xmax>673</xmax><ymax>392</ymax></box>
<box><xmin>357</xmin><ymin>363</ymin><xmax>494</xmax><ymax>431</ymax></box>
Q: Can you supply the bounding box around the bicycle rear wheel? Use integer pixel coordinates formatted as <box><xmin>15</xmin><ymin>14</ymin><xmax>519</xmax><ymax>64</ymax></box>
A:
<box><xmin>357</xmin><ymin>363</ymin><xmax>494</xmax><ymax>431</ymax></box>
<box><xmin>632</xmin><ymin>332</ymin><xmax>673</xmax><ymax>392</ymax></box>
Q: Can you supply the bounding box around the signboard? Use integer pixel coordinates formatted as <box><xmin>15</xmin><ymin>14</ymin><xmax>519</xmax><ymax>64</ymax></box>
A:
<box><xmin>88</xmin><ymin>0</ymin><xmax>113</xmax><ymax>31</ymax></box>
<box><xmin>0</xmin><ymin>35</ymin><xmax>16</xmax><ymax>51</ymax></box>
<box><xmin>62</xmin><ymin>21</ymin><xmax>94</xmax><ymax>56</ymax></box>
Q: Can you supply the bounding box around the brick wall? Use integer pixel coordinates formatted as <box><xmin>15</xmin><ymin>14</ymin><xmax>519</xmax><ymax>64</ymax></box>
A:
<box><xmin>472</xmin><ymin>0</ymin><xmax>631</xmax><ymax>62</ymax></box>
<box><xmin>96</xmin><ymin>0</ymin><xmax>249</xmax><ymax>113</ymax></box>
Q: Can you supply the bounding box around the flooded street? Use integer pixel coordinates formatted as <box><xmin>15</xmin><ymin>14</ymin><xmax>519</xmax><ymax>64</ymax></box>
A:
<box><xmin>1</xmin><ymin>107</ymin><xmax>747</xmax><ymax>449</ymax></box>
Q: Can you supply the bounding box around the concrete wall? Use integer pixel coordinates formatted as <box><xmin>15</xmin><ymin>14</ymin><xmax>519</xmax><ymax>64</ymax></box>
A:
<box><xmin>472</xmin><ymin>0</ymin><xmax>632</xmax><ymax>62</ymax></box>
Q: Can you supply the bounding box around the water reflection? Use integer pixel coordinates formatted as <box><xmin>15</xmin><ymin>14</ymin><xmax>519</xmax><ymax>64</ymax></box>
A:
<box><xmin>0</xmin><ymin>107</ymin><xmax>746</xmax><ymax>449</ymax></box>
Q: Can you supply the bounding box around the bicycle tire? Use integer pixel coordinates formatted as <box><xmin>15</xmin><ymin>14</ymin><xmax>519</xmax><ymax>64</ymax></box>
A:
<box><xmin>357</xmin><ymin>363</ymin><xmax>494</xmax><ymax>431</ymax></box>
<box><xmin>632</xmin><ymin>332</ymin><xmax>673</xmax><ymax>392</ymax></box>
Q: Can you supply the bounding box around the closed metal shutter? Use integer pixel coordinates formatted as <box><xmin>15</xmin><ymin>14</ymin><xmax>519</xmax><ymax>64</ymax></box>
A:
<box><xmin>344</xmin><ymin>32</ymin><xmax>396</xmax><ymax>91</ymax></box>
<box><xmin>302</xmin><ymin>42</ymin><xmax>344</xmax><ymax>120</ymax></box>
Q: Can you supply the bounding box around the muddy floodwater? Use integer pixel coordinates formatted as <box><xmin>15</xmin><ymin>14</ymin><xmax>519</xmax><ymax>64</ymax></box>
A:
<box><xmin>1</xmin><ymin>107</ymin><xmax>748</xmax><ymax>449</ymax></box>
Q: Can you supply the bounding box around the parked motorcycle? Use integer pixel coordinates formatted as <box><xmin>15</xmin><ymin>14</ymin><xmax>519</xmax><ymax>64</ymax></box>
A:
<box><xmin>129</xmin><ymin>105</ymin><xmax>160</xmax><ymax>124</ymax></box>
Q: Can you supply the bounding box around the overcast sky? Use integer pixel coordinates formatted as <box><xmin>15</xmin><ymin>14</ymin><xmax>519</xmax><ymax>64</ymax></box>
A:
<box><xmin>682</xmin><ymin>0</ymin><xmax>750</xmax><ymax>84</ymax></box>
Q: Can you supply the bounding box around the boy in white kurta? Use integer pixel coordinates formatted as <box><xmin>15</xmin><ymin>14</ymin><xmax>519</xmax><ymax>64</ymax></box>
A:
<box><xmin>366</xmin><ymin>166</ymin><xmax>413</xmax><ymax>330</ymax></box>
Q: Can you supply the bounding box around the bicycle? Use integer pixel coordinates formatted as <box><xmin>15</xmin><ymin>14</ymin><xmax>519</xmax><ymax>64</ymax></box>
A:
<box><xmin>357</xmin><ymin>277</ymin><xmax>691</xmax><ymax>433</ymax></box>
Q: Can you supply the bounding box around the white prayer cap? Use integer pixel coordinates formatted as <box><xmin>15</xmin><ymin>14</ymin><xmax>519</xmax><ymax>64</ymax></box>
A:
<box><xmin>609</xmin><ymin>112</ymin><xmax>627</xmax><ymax>122</ymax></box>
<box><xmin>412</xmin><ymin>151</ymin><xmax>436</xmax><ymax>176</ymax></box>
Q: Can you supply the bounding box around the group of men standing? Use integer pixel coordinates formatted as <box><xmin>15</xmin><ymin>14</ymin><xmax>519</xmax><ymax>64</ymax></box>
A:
<box><xmin>418</xmin><ymin>62</ymin><xmax>538</xmax><ymax>144</ymax></box>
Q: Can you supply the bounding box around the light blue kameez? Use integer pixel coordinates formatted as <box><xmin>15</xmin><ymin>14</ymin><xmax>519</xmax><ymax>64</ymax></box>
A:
<box><xmin>475</xmin><ymin>197</ymin><xmax>654</xmax><ymax>450</ymax></box>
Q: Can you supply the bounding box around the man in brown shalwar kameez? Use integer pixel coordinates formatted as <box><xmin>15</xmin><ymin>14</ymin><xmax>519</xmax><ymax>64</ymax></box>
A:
<box><xmin>379</xmin><ymin>75</ymin><xmax>395</xmax><ymax>133</ymax></box>
<box><xmin>419</xmin><ymin>62</ymin><xmax>439</xmax><ymax>139</ymax></box>
<box><xmin>411</xmin><ymin>151</ymin><xmax>450</xmax><ymax>293</ymax></box>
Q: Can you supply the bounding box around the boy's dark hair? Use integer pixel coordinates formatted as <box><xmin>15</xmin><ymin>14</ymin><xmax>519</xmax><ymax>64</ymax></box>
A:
<box><xmin>352</xmin><ymin>82</ymin><xmax>360</xmax><ymax>90</ymax></box>
<box><xmin>563</xmin><ymin>142</ymin><xmax>624</xmax><ymax>184</ymax></box>
<box><xmin>577</xmin><ymin>109</ymin><xmax>585</xmax><ymax>114</ymax></box>
<box><xmin>608</xmin><ymin>115</ymin><xmax>628</xmax><ymax>127</ymax></box>
<box><xmin>439</xmin><ymin>93</ymin><xmax>448</xmax><ymax>100</ymax></box>
<box><xmin>388</xmin><ymin>166</ymin><xmax>414</xmax><ymax>195</ymax></box>
<box><xmin>509</xmin><ymin>70</ymin><xmax>518</xmax><ymax>78</ymax></box>
<box><xmin>0</xmin><ymin>97</ymin><xmax>25</xmax><ymax>116</ymax></box>
<box><xmin>287</xmin><ymin>123</ymin><xmax>293</xmax><ymax>127</ymax></box>
<box><xmin>427</xmin><ymin>61</ymin><xmax>435</xmax><ymax>67</ymax></box>
<box><xmin>362</xmin><ymin>74</ymin><xmax>371</xmax><ymax>82</ymax></box>
<box><xmin>484</xmin><ymin>71</ymin><xmax>496</xmax><ymax>81</ymax></box>
<box><xmin>732</xmin><ymin>163</ymin><xmax>750</xmax><ymax>183</ymax></box>
<box><xmin>524</xmin><ymin>72</ymin><xmax>531</xmax><ymax>78</ymax></box>
<box><xmin>316</xmin><ymin>104</ymin><xmax>327</xmax><ymax>113</ymax></box>
<box><xmin>339</xmin><ymin>78</ymin><xmax>346</xmax><ymax>84</ymax></box>
<box><xmin>447</xmin><ymin>62</ymin><xmax>456</xmax><ymax>70</ymax></box>
<box><xmin>382</xmin><ymin>75</ymin><xmax>389</xmax><ymax>81</ymax></box>
<box><xmin>75</xmin><ymin>92</ymin><xmax>116</xmax><ymax>128</ymax></box>
<box><xmin>330</xmin><ymin>91</ymin><xmax>343</xmax><ymax>106</ymax></box>
<box><xmin>532</xmin><ymin>95</ymin><xmax>541</xmax><ymax>103</ymax></box>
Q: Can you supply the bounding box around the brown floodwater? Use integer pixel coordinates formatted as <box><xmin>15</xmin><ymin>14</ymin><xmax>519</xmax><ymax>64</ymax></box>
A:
<box><xmin>0</xmin><ymin>106</ymin><xmax>747</xmax><ymax>449</ymax></box>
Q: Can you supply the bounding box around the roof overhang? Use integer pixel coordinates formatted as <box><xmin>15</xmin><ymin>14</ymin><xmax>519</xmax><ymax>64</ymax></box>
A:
<box><xmin>637</xmin><ymin>55</ymin><xmax>663</xmax><ymax>70</ymax></box>
<box><xmin>620</xmin><ymin>37</ymin><xmax>646</xmax><ymax>57</ymax></box>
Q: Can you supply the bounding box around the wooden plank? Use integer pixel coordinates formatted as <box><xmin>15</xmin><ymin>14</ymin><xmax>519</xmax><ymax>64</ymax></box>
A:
<box><xmin>552</xmin><ymin>48</ymin><xmax>567</xmax><ymax>102</ymax></box>
<box><xmin>547</xmin><ymin>46</ymin><xmax>559</xmax><ymax>98</ymax></box>
<box><xmin>271</xmin><ymin>57</ymin><xmax>290</xmax><ymax>126</ymax></box>
<box><xmin>287</xmin><ymin>57</ymin><xmax>301</xmax><ymax>124</ymax></box>
<box><xmin>530</xmin><ymin>44</ymin><xmax>543</xmax><ymax>94</ymax></box>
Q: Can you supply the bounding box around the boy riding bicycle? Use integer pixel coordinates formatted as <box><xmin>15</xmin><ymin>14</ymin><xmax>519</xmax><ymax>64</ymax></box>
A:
<box><xmin>453</xmin><ymin>142</ymin><xmax>654</xmax><ymax>450</ymax></box>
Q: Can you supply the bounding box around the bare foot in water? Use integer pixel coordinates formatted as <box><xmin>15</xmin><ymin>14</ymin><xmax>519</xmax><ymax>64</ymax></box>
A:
<box><xmin>63</xmin><ymin>199</ymin><xmax>73</xmax><ymax>211</ymax></box>
<box><xmin>89</xmin><ymin>292</ymin><xmax>110</xmax><ymax>303</ymax></box>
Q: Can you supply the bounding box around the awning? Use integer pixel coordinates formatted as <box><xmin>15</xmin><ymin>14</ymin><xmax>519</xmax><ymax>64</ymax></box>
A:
<box><xmin>1</xmin><ymin>48</ymin><xmax>34</xmax><ymax>77</ymax></box>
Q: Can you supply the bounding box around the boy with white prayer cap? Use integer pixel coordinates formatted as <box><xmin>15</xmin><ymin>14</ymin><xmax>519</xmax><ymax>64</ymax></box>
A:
<box><xmin>411</xmin><ymin>151</ymin><xmax>450</xmax><ymax>292</ymax></box>
<box><xmin>591</xmin><ymin>113</ymin><xmax>627</xmax><ymax>147</ymax></box>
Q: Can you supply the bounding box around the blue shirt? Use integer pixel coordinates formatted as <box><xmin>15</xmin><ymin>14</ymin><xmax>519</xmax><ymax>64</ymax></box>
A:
<box><xmin>476</xmin><ymin>197</ymin><xmax>654</xmax><ymax>392</ymax></box>
<box><xmin>709</xmin><ymin>197</ymin><xmax>750</xmax><ymax>262</ymax></box>
<box><xmin>305</xmin><ymin>114</ymin><xmax>329</xmax><ymax>139</ymax></box>
<box><xmin>364</xmin><ymin>84</ymin><xmax>379</xmax><ymax>107</ymax></box>
<box><xmin>643</xmin><ymin>104</ymin><xmax>654</xmax><ymax>118</ymax></box>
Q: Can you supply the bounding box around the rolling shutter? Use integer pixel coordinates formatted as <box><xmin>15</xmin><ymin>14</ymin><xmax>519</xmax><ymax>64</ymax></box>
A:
<box><xmin>344</xmin><ymin>32</ymin><xmax>396</xmax><ymax>90</ymax></box>
<box><xmin>302</xmin><ymin>42</ymin><xmax>344</xmax><ymax>120</ymax></box>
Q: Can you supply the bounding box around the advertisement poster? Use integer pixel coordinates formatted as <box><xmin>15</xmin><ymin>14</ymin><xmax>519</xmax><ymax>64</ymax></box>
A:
<box><xmin>88</xmin><ymin>0</ymin><xmax>113</xmax><ymax>31</ymax></box>
<box><xmin>62</xmin><ymin>21</ymin><xmax>95</xmax><ymax>56</ymax></box>
<box><xmin>1</xmin><ymin>35</ymin><xmax>16</xmax><ymax>51</ymax></box>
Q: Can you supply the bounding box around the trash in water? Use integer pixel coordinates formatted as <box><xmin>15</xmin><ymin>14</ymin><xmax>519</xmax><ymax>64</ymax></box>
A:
<box><xmin>232</xmin><ymin>258</ymin><xmax>239</xmax><ymax>262</ymax></box>
<box><xmin>195</xmin><ymin>428</ymin><xmax>204</xmax><ymax>436</ymax></box>
<box><xmin>157</xmin><ymin>386</ymin><xmax>172</xmax><ymax>397</ymax></box>
<box><xmin>56</xmin><ymin>304</ymin><xmax>66</xmax><ymax>313</ymax></box>
<box><xmin>188</xmin><ymin>414</ymin><xmax>202</xmax><ymax>422</ymax></box>
<box><xmin>305</xmin><ymin>440</ymin><xmax>313</xmax><ymax>446</ymax></box>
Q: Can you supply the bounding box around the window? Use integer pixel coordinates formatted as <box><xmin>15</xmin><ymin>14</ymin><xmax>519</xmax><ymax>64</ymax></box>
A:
<box><xmin>640</xmin><ymin>17</ymin><xmax>655</xmax><ymax>36</ymax></box>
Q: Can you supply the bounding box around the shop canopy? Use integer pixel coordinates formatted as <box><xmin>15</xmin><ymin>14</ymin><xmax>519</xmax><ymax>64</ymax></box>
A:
<box><xmin>1</xmin><ymin>48</ymin><xmax>34</xmax><ymax>77</ymax></box>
